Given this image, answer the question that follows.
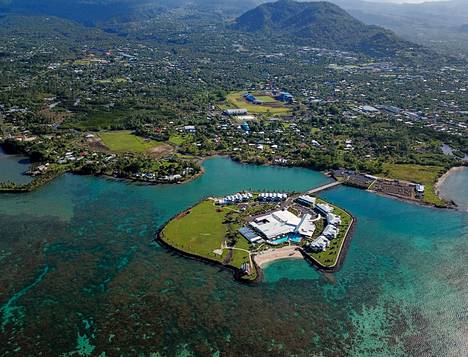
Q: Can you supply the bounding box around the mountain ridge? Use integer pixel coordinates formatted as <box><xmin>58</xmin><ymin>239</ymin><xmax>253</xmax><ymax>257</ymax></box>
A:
<box><xmin>231</xmin><ymin>0</ymin><xmax>414</xmax><ymax>57</ymax></box>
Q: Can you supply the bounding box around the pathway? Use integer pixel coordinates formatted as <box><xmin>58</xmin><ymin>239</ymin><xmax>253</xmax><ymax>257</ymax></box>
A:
<box><xmin>307</xmin><ymin>181</ymin><xmax>342</xmax><ymax>195</ymax></box>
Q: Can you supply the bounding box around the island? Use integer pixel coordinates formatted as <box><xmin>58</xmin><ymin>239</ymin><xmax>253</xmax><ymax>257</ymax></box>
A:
<box><xmin>157</xmin><ymin>189</ymin><xmax>354</xmax><ymax>282</ymax></box>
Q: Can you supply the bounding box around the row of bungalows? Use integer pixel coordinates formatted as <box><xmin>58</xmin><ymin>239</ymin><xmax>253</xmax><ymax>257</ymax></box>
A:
<box><xmin>308</xmin><ymin>203</ymin><xmax>342</xmax><ymax>252</ymax></box>
<box><xmin>216</xmin><ymin>192</ymin><xmax>253</xmax><ymax>205</ymax></box>
<box><xmin>258</xmin><ymin>192</ymin><xmax>288</xmax><ymax>202</ymax></box>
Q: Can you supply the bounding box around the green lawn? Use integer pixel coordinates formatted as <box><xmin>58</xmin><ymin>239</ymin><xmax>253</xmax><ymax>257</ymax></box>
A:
<box><xmin>161</xmin><ymin>200</ymin><xmax>229</xmax><ymax>264</ymax></box>
<box><xmin>230</xmin><ymin>237</ymin><xmax>251</xmax><ymax>268</ymax></box>
<box><xmin>161</xmin><ymin>200</ymin><xmax>254</xmax><ymax>273</ymax></box>
<box><xmin>381</xmin><ymin>163</ymin><xmax>447</xmax><ymax>206</ymax></box>
<box><xmin>99</xmin><ymin>130</ymin><xmax>163</xmax><ymax>153</ymax></box>
<box><xmin>255</xmin><ymin>95</ymin><xmax>277</xmax><ymax>103</ymax></box>
<box><xmin>169</xmin><ymin>135</ymin><xmax>185</xmax><ymax>146</ymax></box>
<box><xmin>225</xmin><ymin>91</ymin><xmax>291</xmax><ymax>114</ymax></box>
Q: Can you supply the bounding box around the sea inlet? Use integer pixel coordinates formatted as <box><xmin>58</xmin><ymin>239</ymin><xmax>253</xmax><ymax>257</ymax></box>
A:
<box><xmin>0</xmin><ymin>157</ymin><xmax>467</xmax><ymax>355</ymax></box>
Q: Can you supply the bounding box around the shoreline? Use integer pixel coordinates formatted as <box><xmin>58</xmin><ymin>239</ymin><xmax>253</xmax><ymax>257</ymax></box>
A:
<box><xmin>435</xmin><ymin>166</ymin><xmax>466</xmax><ymax>195</ymax></box>
<box><xmin>252</xmin><ymin>246</ymin><xmax>304</xmax><ymax>268</ymax></box>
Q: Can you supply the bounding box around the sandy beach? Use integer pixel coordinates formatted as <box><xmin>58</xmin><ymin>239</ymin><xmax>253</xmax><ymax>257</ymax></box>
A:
<box><xmin>435</xmin><ymin>166</ymin><xmax>466</xmax><ymax>195</ymax></box>
<box><xmin>253</xmin><ymin>246</ymin><xmax>304</xmax><ymax>267</ymax></box>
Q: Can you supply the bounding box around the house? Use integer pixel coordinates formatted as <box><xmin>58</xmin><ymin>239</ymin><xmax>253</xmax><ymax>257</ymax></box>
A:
<box><xmin>184</xmin><ymin>125</ymin><xmax>196</xmax><ymax>133</ymax></box>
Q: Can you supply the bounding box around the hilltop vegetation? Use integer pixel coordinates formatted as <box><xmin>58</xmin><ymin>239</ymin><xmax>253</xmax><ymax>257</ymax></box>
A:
<box><xmin>231</xmin><ymin>0</ymin><xmax>413</xmax><ymax>57</ymax></box>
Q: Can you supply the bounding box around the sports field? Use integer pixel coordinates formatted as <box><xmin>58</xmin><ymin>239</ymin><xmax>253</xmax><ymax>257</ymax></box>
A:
<box><xmin>225</xmin><ymin>91</ymin><xmax>292</xmax><ymax>114</ymax></box>
<box><xmin>99</xmin><ymin>130</ymin><xmax>163</xmax><ymax>153</ymax></box>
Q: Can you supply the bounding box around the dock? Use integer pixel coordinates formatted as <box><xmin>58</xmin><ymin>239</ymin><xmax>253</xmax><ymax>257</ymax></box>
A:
<box><xmin>307</xmin><ymin>180</ymin><xmax>342</xmax><ymax>195</ymax></box>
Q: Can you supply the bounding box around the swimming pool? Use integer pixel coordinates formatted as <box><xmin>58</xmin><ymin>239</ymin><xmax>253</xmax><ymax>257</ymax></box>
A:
<box><xmin>270</xmin><ymin>234</ymin><xmax>303</xmax><ymax>245</ymax></box>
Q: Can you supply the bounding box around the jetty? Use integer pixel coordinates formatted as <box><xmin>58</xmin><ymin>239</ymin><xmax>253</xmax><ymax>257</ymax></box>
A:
<box><xmin>307</xmin><ymin>181</ymin><xmax>342</xmax><ymax>195</ymax></box>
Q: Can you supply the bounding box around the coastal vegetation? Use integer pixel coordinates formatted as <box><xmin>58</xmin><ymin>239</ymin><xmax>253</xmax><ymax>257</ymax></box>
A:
<box><xmin>381</xmin><ymin>163</ymin><xmax>447</xmax><ymax>206</ymax></box>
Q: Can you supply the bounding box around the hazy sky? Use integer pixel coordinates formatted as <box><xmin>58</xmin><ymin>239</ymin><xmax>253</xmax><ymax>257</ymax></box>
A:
<box><xmin>367</xmin><ymin>0</ymin><xmax>450</xmax><ymax>3</ymax></box>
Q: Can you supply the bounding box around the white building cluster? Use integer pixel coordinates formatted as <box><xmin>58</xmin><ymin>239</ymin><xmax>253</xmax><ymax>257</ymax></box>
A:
<box><xmin>309</xmin><ymin>204</ymin><xmax>342</xmax><ymax>252</ymax></box>
<box><xmin>257</xmin><ymin>192</ymin><xmax>288</xmax><ymax>202</ymax></box>
<box><xmin>216</xmin><ymin>192</ymin><xmax>253</xmax><ymax>205</ymax></box>
<box><xmin>248</xmin><ymin>209</ymin><xmax>316</xmax><ymax>243</ymax></box>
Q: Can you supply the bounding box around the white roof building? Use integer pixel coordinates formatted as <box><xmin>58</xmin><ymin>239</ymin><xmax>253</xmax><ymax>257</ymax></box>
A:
<box><xmin>326</xmin><ymin>213</ymin><xmax>341</xmax><ymax>226</ymax></box>
<box><xmin>224</xmin><ymin>108</ymin><xmax>248</xmax><ymax>116</ymax></box>
<box><xmin>323</xmin><ymin>225</ymin><xmax>339</xmax><ymax>239</ymax></box>
<box><xmin>250</xmin><ymin>210</ymin><xmax>300</xmax><ymax>240</ymax></box>
<box><xmin>295</xmin><ymin>214</ymin><xmax>316</xmax><ymax>238</ymax></box>
<box><xmin>316</xmin><ymin>203</ymin><xmax>334</xmax><ymax>215</ymax></box>
<box><xmin>309</xmin><ymin>236</ymin><xmax>330</xmax><ymax>251</ymax></box>
<box><xmin>297</xmin><ymin>195</ymin><xmax>316</xmax><ymax>207</ymax></box>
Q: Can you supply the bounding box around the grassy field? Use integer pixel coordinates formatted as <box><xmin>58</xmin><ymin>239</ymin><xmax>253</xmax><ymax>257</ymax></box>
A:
<box><xmin>99</xmin><ymin>130</ymin><xmax>163</xmax><ymax>153</ymax></box>
<box><xmin>381</xmin><ymin>163</ymin><xmax>447</xmax><ymax>206</ymax></box>
<box><xmin>64</xmin><ymin>110</ymin><xmax>128</xmax><ymax>130</ymax></box>
<box><xmin>162</xmin><ymin>200</ymin><xmax>228</xmax><ymax>263</ymax></box>
<box><xmin>225</xmin><ymin>91</ymin><xmax>291</xmax><ymax>114</ymax></box>
<box><xmin>169</xmin><ymin>135</ymin><xmax>185</xmax><ymax>146</ymax></box>
<box><xmin>161</xmin><ymin>200</ymin><xmax>251</xmax><ymax>271</ymax></box>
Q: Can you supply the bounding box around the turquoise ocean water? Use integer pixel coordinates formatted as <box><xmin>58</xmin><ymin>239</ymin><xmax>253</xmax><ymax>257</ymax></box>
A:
<box><xmin>0</xmin><ymin>157</ymin><xmax>466</xmax><ymax>355</ymax></box>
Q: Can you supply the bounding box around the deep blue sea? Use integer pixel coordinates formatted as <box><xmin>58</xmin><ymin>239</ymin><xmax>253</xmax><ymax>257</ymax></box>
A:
<box><xmin>0</xmin><ymin>157</ymin><xmax>466</xmax><ymax>355</ymax></box>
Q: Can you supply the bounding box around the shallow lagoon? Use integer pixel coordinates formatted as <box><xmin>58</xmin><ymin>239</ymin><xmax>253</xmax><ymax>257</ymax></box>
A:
<box><xmin>0</xmin><ymin>157</ymin><xmax>466</xmax><ymax>355</ymax></box>
<box><xmin>0</xmin><ymin>146</ymin><xmax>32</xmax><ymax>185</ymax></box>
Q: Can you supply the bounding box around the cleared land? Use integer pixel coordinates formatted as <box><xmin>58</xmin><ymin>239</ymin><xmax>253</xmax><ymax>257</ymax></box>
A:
<box><xmin>224</xmin><ymin>91</ymin><xmax>291</xmax><ymax>114</ymax></box>
<box><xmin>160</xmin><ymin>200</ymin><xmax>251</xmax><ymax>269</ymax></box>
<box><xmin>381</xmin><ymin>163</ymin><xmax>447</xmax><ymax>206</ymax></box>
<box><xmin>99</xmin><ymin>130</ymin><xmax>164</xmax><ymax>153</ymax></box>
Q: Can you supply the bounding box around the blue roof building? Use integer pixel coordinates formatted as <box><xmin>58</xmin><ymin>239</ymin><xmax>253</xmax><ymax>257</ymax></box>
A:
<box><xmin>241</xmin><ymin>122</ymin><xmax>250</xmax><ymax>132</ymax></box>
<box><xmin>276</xmin><ymin>92</ymin><xmax>294</xmax><ymax>103</ymax></box>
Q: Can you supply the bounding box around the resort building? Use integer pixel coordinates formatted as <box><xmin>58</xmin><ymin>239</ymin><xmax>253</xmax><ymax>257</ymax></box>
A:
<box><xmin>247</xmin><ymin>209</ymin><xmax>316</xmax><ymax>244</ymax></box>
<box><xmin>322</xmin><ymin>225</ymin><xmax>338</xmax><ymax>239</ymax></box>
<box><xmin>216</xmin><ymin>192</ymin><xmax>253</xmax><ymax>205</ymax></box>
<box><xmin>257</xmin><ymin>192</ymin><xmax>288</xmax><ymax>202</ymax></box>
<box><xmin>296</xmin><ymin>195</ymin><xmax>316</xmax><ymax>207</ymax></box>
<box><xmin>316</xmin><ymin>203</ymin><xmax>334</xmax><ymax>215</ymax></box>
<box><xmin>309</xmin><ymin>236</ymin><xmax>330</xmax><ymax>252</ymax></box>
<box><xmin>250</xmin><ymin>210</ymin><xmax>300</xmax><ymax>241</ymax></box>
<box><xmin>326</xmin><ymin>213</ymin><xmax>341</xmax><ymax>226</ymax></box>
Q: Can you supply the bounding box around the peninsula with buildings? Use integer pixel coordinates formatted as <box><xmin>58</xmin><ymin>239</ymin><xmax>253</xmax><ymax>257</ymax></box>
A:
<box><xmin>157</xmin><ymin>185</ymin><xmax>353</xmax><ymax>282</ymax></box>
